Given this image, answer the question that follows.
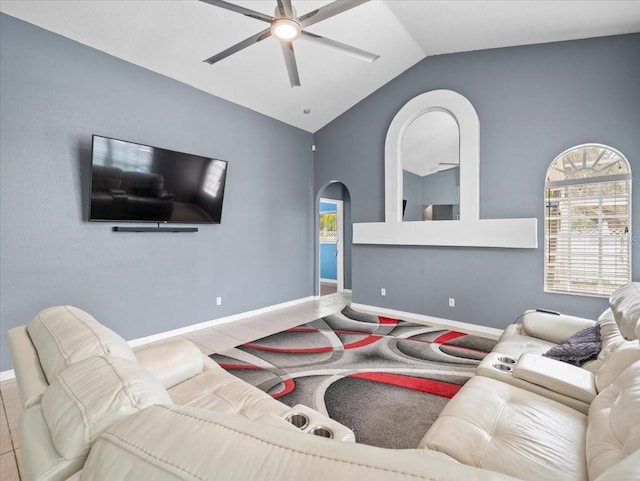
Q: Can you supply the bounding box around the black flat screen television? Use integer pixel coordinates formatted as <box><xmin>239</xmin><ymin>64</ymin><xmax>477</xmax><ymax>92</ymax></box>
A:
<box><xmin>89</xmin><ymin>135</ymin><xmax>228</xmax><ymax>224</ymax></box>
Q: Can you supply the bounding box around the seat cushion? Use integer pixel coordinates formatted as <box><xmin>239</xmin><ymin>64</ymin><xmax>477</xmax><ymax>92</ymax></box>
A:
<box><xmin>167</xmin><ymin>364</ymin><xmax>291</xmax><ymax>428</ymax></box>
<box><xmin>419</xmin><ymin>376</ymin><xmax>588</xmax><ymax>481</ymax></box>
<box><xmin>492</xmin><ymin>333</ymin><xmax>556</xmax><ymax>359</ymax></box>
<box><xmin>27</xmin><ymin>305</ymin><xmax>136</xmax><ymax>383</ymax></box>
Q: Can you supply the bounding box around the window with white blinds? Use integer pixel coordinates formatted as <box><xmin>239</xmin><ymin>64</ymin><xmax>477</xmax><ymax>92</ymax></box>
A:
<box><xmin>202</xmin><ymin>160</ymin><xmax>226</xmax><ymax>198</ymax></box>
<box><xmin>545</xmin><ymin>144</ymin><xmax>631</xmax><ymax>297</ymax></box>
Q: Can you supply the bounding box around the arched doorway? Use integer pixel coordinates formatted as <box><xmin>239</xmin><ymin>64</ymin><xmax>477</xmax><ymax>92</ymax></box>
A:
<box><xmin>316</xmin><ymin>182</ymin><xmax>352</xmax><ymax>297</ymax></box>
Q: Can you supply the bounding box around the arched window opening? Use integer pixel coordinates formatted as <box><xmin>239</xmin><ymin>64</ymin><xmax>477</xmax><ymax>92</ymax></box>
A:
<box><xmin>545</xmin><ymin>144</ymin><xmax>631</xmax><ymax>296</ymax></box>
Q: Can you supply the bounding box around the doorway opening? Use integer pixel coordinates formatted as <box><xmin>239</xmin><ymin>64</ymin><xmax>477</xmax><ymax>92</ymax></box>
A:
<box><xmin>316</xmin><ymin>182</ymin><xmax>352</xmax><ymax>297</ymax></box>
<box><xmin>319</xmin><ymin>198</ymin><xmax>342</xmax><ymax>296</ymax></box>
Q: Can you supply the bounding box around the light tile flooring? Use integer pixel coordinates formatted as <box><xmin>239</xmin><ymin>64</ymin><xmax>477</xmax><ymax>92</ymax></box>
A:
<box><xmin>0</xmin><ymin>292</ymin><xmax>351</xmax><ymax>481</ymax></box>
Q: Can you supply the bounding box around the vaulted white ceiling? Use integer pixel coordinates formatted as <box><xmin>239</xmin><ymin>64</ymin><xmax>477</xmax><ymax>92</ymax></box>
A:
<box><xmin>1</xmin><ymin>0</ymin><xmax>639</xmax><ymax>133</ymax></box>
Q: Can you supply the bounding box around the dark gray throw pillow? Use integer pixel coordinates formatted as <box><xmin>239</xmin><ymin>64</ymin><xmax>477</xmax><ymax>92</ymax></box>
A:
<box><xmin>542</xmin><ymin>325</ymin><xmax>601</xmax><ymax>366</ymax></box>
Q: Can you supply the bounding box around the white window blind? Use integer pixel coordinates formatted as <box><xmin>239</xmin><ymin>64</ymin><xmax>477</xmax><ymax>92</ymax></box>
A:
<box><xmin>545</xmin><ymin>144</ymin><xmax>631</xmax><ymax>297</ymax></box>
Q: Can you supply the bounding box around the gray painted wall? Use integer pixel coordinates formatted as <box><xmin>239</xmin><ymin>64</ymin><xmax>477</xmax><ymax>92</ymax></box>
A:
<box><xmin>403</xmin><ymin>168</ymin><xmax>460</xmax><ymax>221</ymax></box>
<box><xmin>0</xmin><ymin>14</ymin><xmax>314</xmax><ymax>371</ymax></box>
<box><xmin>422</xmin><ymin>168</ymin><xmax>459</xmax><ymax>207</ymax></box>
<box><xmin>318</xmin><ymin>182</ymin><xmax>352</xmax><ymax>290</ymax></box>
<box><xmin>314</xmin><ymin>34</ymin><xmax>640</xmax><ymax>328</ymax></box>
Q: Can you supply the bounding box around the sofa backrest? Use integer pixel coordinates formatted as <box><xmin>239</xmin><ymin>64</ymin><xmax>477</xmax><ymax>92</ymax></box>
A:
<box><xmin>608</xmin><ymin>282</ymin><xmax>640</xmax><ymax>341</ymax></box>
<box><xmin>587</xmin><ymin>360</ymin><xmax>640</xmax><ymax>480</ymax></box>
<box><xmin>589</xmin><ymin>284</ymin><xmax>640</xmax><ymax>388</ymax></box>
<box><xmin>121</xmin><ymin>171</ymin><xmax>164</xmax><ymax>197</ymax></box>
<box><xmin>91</xmin><ymin>165</ymin><xmax>122</xmax><ymax>192</ymax></box>
<box><xmin>26</xmin><ymin>305</ymin><xmax>136</xmax><ymax>383</ymax></box>
<box><xmin>40</xmin><ymin>355</ymin><xmax>171</xmax><ymax>461</ymax></box>
<box><xmin>81</xmin><ymin>404</ymin><xmax>521</xmax><ymax>481</ymax></box>
<box><xmin>597</xmin><ymin>309</ymin><xmax>634</xmax><ymax>357</ymax></box>
<box><xmin>595</xmin><ymin>344</ymin><xmax>640</xmax><ymax>392</ymax></box>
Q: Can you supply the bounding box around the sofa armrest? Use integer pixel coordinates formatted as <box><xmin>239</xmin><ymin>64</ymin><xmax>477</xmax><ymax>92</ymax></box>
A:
<box><xmin>521</xmin><ymin>309</ymin><xmax>597</xmax><ymax>344</ymax></box>
<box><xmin>7</xmin><ymin>326</ymin><xmax>48</xmax><ymax>408</ymax></box>
<box><xmin>133</xmin><ymin>338</ymin><xmax>205</xmax><ymax>389</ymax></box>
<box><xmin>202</xmin><ymin>355</ymin><xmax>219</xmax><ymax>370</ymax></box>
<box><xmin>512</xmin><ymin>353</ymin><xmax>597</xmax><ymax>403</ymax></box>
<box><xmin>498</xmin><ymin>323</ymin><xmax>523</xmax><ymax>340</ymax></box>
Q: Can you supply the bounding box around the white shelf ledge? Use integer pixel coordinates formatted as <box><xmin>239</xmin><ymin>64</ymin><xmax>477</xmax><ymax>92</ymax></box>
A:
<box><xmin>353</xmin><ymin>218</ymin><xmax>538</xmax><ymax>248</ymax></box>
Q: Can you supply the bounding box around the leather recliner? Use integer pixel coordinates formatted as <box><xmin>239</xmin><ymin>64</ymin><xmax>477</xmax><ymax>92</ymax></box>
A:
<box><xmin>90</xmin><ymin>166</ymin><xmax>174</xmax><ymax>220</ymax></box>
<box><xmin>8</xmin><ymin>305</ymin><xmax>355</xmax><ymax>481</ymax></box>
<box><xmin>7</xmin><ymin>284</ymin><xmax>640</xmax><ymax>481</ymax></box>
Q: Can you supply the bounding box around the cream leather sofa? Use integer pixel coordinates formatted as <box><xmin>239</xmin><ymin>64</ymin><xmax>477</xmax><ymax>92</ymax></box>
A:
<box><xmin>7</xmin><ymin>305</ymin><xmax>354</xmax><ymax>481</ymax></box>
<box><xmin>7</xmin><ymin>286</ymin><xmax>640</xmax><ymax>481</ymax></box>
<box><xmin>476</xmin><ymin>283</ymin><xmax>640</xmax><ymax>413</ymax></box>
<box><xmin>419</xmin><ymin>282</ymin><xmax>640</xmax><ymax>481</ymax></box>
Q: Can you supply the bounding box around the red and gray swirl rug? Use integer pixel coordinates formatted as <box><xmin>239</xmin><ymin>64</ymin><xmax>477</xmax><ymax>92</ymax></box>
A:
<box><xmin>211</xmin><ymin>305</ymin><xmax>496</xmax><ymax>449</ymax></box>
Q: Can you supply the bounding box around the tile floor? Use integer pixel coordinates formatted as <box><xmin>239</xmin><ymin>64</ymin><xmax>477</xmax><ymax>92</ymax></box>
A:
<box><xmin>0</xmin><ymin>292</ymin><xmax>351</xmax><ymax>481</ymax></box>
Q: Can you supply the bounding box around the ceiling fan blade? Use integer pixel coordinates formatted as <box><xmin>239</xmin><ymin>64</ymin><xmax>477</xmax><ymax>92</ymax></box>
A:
<box><xmin>203</xmin><ymin>27</ymin><xmax>272</xmax><ymax>64</ymax></box>
<box><xmin>276</xmin><ymin>0</ymin><xmax>295</xmax><ymax>18</ymax></box>
<box><xmin>280</xmin><ymin>41</ymin><xmax>301</xmax><ymax>87</ymax></box>
<box><xmin>199</xmin><ymin>0</ymin><xmax>273</xmax><ymax>23</ymax></box>
<box><xmin>300</xmin><ymin>31</ymin><xmax>379</xmax><ymax>63</ymax></box>
<box><xmin>298</xmin><ymin>0</ymin><xmax>369</xmax><ymax>28</ymax></box>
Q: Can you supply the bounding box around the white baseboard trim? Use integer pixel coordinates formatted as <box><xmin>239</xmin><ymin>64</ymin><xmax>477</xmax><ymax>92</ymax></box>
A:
<box><xmin>0</xmin><ymin>295</ymin><xmax>321</xmax><ymax>382</ymax></box>
<box><xmin>320</xmin><ymin>278</ymin><xmax>338</xmax><ymax>284</ymax></box>
<box><xmin>127</xmin><ymin>296</ymin><xmax>317</xmax><ymax>348</ymax></box>
<box><xmin>343</xmin><ymin>289</ymin><xmax>352</xmax><ymax>294</ymax></box>
<box><xmin>350</xmin><ymin>303</ymin><xmax>502</xmax><ymax>340</ymax></box>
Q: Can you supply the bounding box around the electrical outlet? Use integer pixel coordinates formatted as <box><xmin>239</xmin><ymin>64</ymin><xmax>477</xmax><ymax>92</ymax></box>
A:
<box><xmin>216</xmin><ymin>297</ymin><xmax>222</xmax><ymax>306</ymax></box>
<box><xmin>381</xmin><ymin>288</ymin><xmax>386</xmax><ymax>296</ymax></box>
<box><xmin>448</xmin><ymin>298</ymin><xmax>455</xmax><ymax>307</ymax></box>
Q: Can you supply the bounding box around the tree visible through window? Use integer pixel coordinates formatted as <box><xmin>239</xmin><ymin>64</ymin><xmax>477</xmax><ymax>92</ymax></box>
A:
<box><xmin>545</xmin><ymin>144</ymin><xmax>631</xmax><ymax>296</ymax></box>
<box><xmin>320</xmin><ymin>211</ymin><xmax>337</xmax><ymax>243</ymax></box>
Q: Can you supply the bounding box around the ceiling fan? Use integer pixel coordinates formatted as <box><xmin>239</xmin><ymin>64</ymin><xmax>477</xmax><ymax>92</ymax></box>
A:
<box><xmin>199</xmin><ymin>0</ymin><xmax>379</xmax><ymax>87</ymax></box>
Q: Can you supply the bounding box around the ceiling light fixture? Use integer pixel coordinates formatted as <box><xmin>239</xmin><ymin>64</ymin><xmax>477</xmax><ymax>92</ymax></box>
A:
<box><xmin>202</xmin><ymin>0</ymin><xmax>379</xmax><ymax>88</ymax></box>
<box><xmin>271</xmin><ymin>18</ymin><xmax>301</xmax><ymax>41</ymax></box>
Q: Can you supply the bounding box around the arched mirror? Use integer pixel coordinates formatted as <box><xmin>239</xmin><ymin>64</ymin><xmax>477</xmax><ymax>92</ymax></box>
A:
<box><xmin>402</xmin><ymin>111</ymin><xmax>460</xmax><ymax>221</ymax></box>
<box><xmin>383</xmin><ymin>89</ymin><xmax>479</xmax><ymax>225</ymax></box>
<box><xmin>354</xmin><ymin>89</ymin><xmax>537</xmax><ymax>248</ymax></box>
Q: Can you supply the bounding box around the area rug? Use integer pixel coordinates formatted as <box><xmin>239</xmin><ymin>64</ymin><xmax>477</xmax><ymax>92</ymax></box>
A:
<box><xmin>210</xmin><ymin>305</ymin><xmax>496</xmax><ymax>449</ymax></box>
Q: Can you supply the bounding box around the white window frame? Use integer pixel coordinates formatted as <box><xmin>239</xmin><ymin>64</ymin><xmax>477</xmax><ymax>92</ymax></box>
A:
<box><xmin>544</xmin><ymin>143</ymin><xmax>632</xmax><ymax>297</ymax></box>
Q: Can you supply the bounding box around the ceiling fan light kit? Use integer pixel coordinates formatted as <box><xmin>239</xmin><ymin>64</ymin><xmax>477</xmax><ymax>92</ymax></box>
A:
<box><xmin>271</xmin><ymin>18</ymin><xmax>301</xmax><ymax>41</ymax></box>
<box><xmin>200</xmin><ymin>0</ymin><xmax>379</xmax><ymax>87</ymax></box>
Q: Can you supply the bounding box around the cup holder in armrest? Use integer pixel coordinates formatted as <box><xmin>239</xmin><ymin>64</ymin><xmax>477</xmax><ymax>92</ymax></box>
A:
<box><xmin>492</xmin><ymin>362</ymin><xmax>513</xmax><ymax>372</ymax></box>
<box><xmin>310</xmin><ymin>426</ymin><xmax>334</xmax><ymax>439</ymax></box>
<box><xmin>281</xmin><ymin>405</ymin><xmax>355</xmax><ymax>442</ymax></box>
<box><xmin>497</xmin><ymin>356</ymin><xmax>516</xmax><ymax>364</ymax></box>
<box><xmin>285</xmin><ymin>413</ymin><xmax>309</xmax><ymax>430</ymax></box>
